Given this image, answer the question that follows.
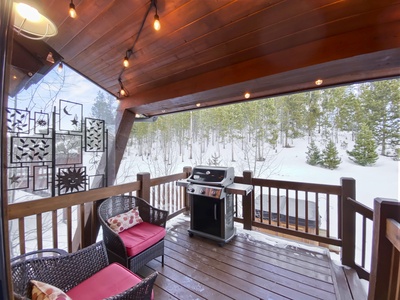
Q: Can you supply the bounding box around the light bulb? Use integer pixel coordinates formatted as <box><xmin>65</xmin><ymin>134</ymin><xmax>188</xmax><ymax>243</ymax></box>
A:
<box><xmin>315</xmin><ymin>79</ymin><xmax>323</xmax><ymax>86</ymax></box>
<box><xmin>123</xmin><ymin>56</ymin><xmax>129</xmax><ymax>67</ymax></box>
<box><xmin>154</xmin><ymin>14</ymin><xmax>160</xmax><ymax>31</ymax></box>
<box><xmin>120</xmin><ymin>88</ymin><xmax>126</xmax><ymax>96</ymax></box>
<box><xmin>69</xmin><ymin>2</ymin><xmax>77</xmax><ymax>18</ymax></box>
<box><xmin>16</xmin><ymin>3</ymin><xmax>41</xmax><ymax>22</ymax></box>
<box><xmin>58</xmin><ymin>62</ymin><xmax>63</xmax><ymax>72</ymax></box>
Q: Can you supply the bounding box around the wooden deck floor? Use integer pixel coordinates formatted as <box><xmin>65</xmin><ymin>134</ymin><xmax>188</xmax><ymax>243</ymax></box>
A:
<box><xmin>138</xmin><ymin>215</ymin><xmax>362</xmax><ymax>300</ymax></box>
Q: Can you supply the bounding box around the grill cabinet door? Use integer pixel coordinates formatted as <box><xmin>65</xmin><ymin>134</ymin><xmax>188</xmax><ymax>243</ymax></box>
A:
<box><xmin>191</xmin><ymin>195</ymin><xmax>222</xmax><ymax>237</ymax></box>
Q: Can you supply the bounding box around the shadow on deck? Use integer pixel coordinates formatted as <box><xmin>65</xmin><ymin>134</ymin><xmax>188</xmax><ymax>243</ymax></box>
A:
<box><xmin>138</xmin><ymin>215</ymin><xmax>367</xmax><ymax>300</ymax></box>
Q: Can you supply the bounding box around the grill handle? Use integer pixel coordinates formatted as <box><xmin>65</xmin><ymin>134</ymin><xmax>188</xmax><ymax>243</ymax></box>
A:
<box><xmin>214</xmin><ymin>204</ymin><xmax>217</xmax><ymax>220</ymax></box>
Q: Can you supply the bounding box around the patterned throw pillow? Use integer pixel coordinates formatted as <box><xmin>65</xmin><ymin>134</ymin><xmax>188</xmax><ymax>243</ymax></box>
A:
<box><xmin>107</xmin><ymin>207</ymin><xmax>143</xmax><ymax>233</ymax></box>
<box><xmin>31</xmin><ymin>280</ymin><xmax>71</xmax><ymax>300</ymax></box>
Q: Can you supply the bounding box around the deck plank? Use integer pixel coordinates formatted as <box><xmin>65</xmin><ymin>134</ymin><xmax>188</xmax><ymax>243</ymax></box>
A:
<box><xmin>166</xmin><ymin>229</ymin><xmax>335</xmax><ymax>299</ymax></box>
<box><xmin>137</xmin><ymin>216</ymin><xmax>356</xmax><ymax>299</ymax></box>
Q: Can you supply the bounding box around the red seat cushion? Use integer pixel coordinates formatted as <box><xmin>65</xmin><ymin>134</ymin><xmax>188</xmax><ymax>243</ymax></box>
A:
<box><xmin>66</xmin><ymin>263</ymin><xmax>146</xmax><ymax>299</ymax></box>
<box><xmin>119</xmin><ymin>221</ymin><xmax>166</xmax><ymax>257</ymax></box>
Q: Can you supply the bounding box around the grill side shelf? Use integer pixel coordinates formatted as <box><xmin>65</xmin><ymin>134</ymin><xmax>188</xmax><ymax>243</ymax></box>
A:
<box><xmin>225</xmin><ymin>183</ymin><xmax>253</xmax><ymax>196</ymax></box>
<box><xmin>176</xmin><ymin>179</ymin><xmax>190</xmax><ymax>187</ymax></box>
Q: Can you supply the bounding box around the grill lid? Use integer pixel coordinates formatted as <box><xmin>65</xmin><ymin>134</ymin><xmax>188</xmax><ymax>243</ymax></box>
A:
<box><xmin>188</xmin><ymin>166</ymin><xmax>234</xmax><ymax>187</ymax></box>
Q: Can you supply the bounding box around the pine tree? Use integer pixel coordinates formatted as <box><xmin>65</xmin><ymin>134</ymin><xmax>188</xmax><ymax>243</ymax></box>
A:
<box><xmin>91</xmin><ymin>91</ymin><xmax>116</xmax><ymax>127</ymax></box>
<box><xmin>360</xmin><ymin>80</ymin><xmax>400</xmax><ymax>155</ymax></box>
<box><xmin>321</xmin><ymin>140</ymin><xmax>341</xmax><ymax>169</ymax></box>
<box><xmin>305</xmin><ymin>140</ymin><xmax>321</xmax><ymax>166</ymax></box>
<box><xmin>347</xmin><ymin>124</ymin><xmax>379</xmax><ymax>166</ymax></box>
<box><xmin>207</xmin><ymin>153</ymin><xmax>221</xmax><ymax>166</ymax></box>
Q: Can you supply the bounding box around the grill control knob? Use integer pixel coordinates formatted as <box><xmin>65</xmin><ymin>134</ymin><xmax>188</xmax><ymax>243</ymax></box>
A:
<box><xmin>200</xmin><ymin>189</ymin><xmax>205</xmax><ymax>194</ymax></box>
<box><xmin>188</xmin><ymin>187</ymin><xmax>195</xmax><ymax>193</ymax></box>
<box><xmin>211</xmin><ymin>190</ymin><xmax>217</xmax><ymax>196</ymax></box>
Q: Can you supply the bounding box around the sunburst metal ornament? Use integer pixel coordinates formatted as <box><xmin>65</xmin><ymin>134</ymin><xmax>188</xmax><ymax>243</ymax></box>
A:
<box><xmin>9</xmin><ymin>174</ymin><xmax>21</xmax><ymax>184</ymax></box>
<box><xmin>57</xmin><ymin>166</ymin><xmax>87</xmax><ymax>194</ymax></box>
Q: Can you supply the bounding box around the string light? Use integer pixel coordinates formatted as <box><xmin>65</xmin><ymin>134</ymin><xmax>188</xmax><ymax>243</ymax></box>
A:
<box><xmin>123</xmin><ymin>56</ymin><xmax>129</xmax><ymax>67</ymax></box>
<box><xmin>123</xmin><ymin>50</ymin><xmax>132</xmax><ymax>67</ymax></box>
<box><xmin>69</xmin><ymin>0</ymin><xmax>77</xmax><ymax>18</ymax></box>
<box><xmin>118</xmin><ymin>78</ymin><xmax>129</xmax><ymax>98</ymax></box>
<box><xmin>58</xmin><ymin>62</ymin><xmax>63</xmax><ymax>72</ymax></box>
<box><xmin>117</xmin><ymin>0</ymin><xmax>160</xmax><ymax>98</ymax></box>
<box><xmin>153</xmin><ymin>0</ymin><xmax>160</xmax><ymax>31</ymax></box>
<box><xmin>154</xmin><ymin>14</ymin><xmax>160</xmax><ymax>31</ymax></box>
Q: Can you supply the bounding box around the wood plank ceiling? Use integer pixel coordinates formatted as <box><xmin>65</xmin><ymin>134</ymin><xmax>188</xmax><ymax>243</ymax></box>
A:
<box><xmin>12</xmin><ymin>0</ymin><xmax>400</xmax><ymax>117</ymax></box>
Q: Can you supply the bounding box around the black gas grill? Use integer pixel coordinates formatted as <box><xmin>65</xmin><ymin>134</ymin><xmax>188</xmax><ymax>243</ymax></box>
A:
<box><xmin>179</xmin><ymin>166</ymin><xmax>252</xmax><ymax>246</ymax></box>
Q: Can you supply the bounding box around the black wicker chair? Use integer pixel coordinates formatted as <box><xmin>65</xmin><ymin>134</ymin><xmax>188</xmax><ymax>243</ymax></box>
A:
<box><xmin>98</xmin><ymin>195</ymin><xmax>169</xmax><ymax>273</ymax></box>
<box><xmin>11</xmin><ymin>241</ymin><xmax>157</xmax><ymax>300</ymax></box>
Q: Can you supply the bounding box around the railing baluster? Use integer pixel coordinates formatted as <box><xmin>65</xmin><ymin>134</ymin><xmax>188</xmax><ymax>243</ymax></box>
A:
<box><xmin>268</xmin><ymin>187</ymin><xmax>272</xmax><ymax>225</ymax></box>
<box><xmin>338</xmin><ymin>194</ymin><xmax>342</xmax><ymax>239</ymax></box>
<box><xmin>36</xmin><ymin>213</ymin><xmax>43</xmax><ymax>250</ymax></box>
<box><xmin>260</xmin><ymin>187</ymin><xmax>263</xmax><ymax>223</ymax></box>
<box><xmin>305</xmin><ymin>192</ymin><xmax>309</xmax><ymax>233</ymax></box>
<box><xmin>295</xmin><ymin>190</ymin><xmax>298</xmax><ymax>231</ymax></box>
<box><xmin>67</xmin><ymin>206</ymin><xmax>72</xmax><ymax>253</ymax></box>
<box><xmin>326</xmin><ymin>193</ymin><xmax>330</xmax><ymax>237</ymax></box>
<box><xmin>285</xmin><ymin>189</ymin><xmax>289</xmax><ymax>229</ymax></box>
<box><xmin>91</xmin><ymin>202</ymin><xmax>96</xmax><ymax>243</ymax></box>
<box><xmin>234</xmin><ymin>194</ymin><xmax>238</xmax><ymax>218</ymax></box>
<box><xmin>157</xmin><ymin>185</ymin><xmax>161</xmax><ymax>208</ymax></box>
<box><xmin>362</xmin><ymin>215</ymin><xmax>367</xmax><ymax>268</ymax></box>
<box><xmin>315</xmin><ymin>193</ymin><xmax>319</xmax><ymax>236</ymax></box>
<box><xmin>79</xmin><ymin>204</ymin><xmax>85</xmax><ymax>248</ymax></box>
<box><xmin>52</xmin><ymin>210</ymin><xmax>58</xmax><ymax>248</ymax></box>
<box><xmin>277</xmin><ymin>188</ymin><xmax>280</xmax><ymax>227</ymax></box>
<box><xmin>19</xmin><ymin>218</ymin><xmax>25</xmax><ymax>255</ymax></box>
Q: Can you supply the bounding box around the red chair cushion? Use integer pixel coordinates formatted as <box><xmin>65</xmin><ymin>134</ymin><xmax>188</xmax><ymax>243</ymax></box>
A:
<box><xmin>119</xmin><ymin>221</ymin><xmax>166</xmax><ymax>257</ymax></box>
<box><xmin>66</xmin><ymin>263</ymin><xmax>146</xmax><ymax>299</ymax></box>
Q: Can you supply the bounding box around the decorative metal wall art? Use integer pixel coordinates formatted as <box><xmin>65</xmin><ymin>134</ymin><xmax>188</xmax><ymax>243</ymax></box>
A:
<box><xmin>6</xmin><ymin>99</ymin><xmax>108</xmax><ymax>198</ymax></box>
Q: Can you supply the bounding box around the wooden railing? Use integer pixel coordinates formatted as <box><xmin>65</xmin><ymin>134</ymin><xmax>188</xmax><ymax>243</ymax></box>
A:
<box><xmin>368</xmin><ymin>198</ymin><xmax>400</xmax><ymax>300</ymax></box>
<box><xmin>342</xmin><ymin>197</ymin><xmax>373</xmax><ymax>280</ymax></box>
<box><xmin>7</xmin><ymin>169</ymin><xmax>191</xmax><ymax>257</ymax></box>
<box><xmin>234</xmin><ymin>173</ymin><xmax>353</xmax><ymax>246</ymax></box>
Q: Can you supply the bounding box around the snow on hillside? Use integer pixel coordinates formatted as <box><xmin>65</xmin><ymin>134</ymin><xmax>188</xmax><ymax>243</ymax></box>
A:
<box><xmin>165</xmin><ymin>135</ymin><xmax>399</xmax><ymax>208</ymax></box>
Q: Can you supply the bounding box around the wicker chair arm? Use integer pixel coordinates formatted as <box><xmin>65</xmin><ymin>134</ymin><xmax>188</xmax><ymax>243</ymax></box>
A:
<box><xmin>11</xmin><ymin>248</ymin><xmax>67</xmax><ymax>264</ymax></box>
<box><xmin>136</xmin><ymin>197</ymin><xmax>169</xmax><ymax>227</ymax></box>
<box><xmin>105</xmin><ymin>271</ymin><xmax>158</xmax><ymax>300</ymax></box>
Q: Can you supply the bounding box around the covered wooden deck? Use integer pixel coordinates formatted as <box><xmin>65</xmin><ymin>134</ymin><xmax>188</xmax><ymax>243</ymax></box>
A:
<box><xmin>139</xmin><ymin>215</ymin><xmax>366</xmax><ymax>300</ymax></box>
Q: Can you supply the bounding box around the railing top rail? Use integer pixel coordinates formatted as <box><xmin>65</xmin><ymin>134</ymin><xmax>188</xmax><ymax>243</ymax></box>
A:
<box><xmin>8</xmin><ymin>181</ymin><xmax>141</xmax><ymax>220</ymax></box>
<box><xmin>347</xmin><ymin>197</ymin><xmax>373</xmax><ymax>219</ymax></box>
<box><xmin>235</xmin><ymin>176</ymin><xmax>342</xmax><ymax>195</ymax></box>
<box><xmin>150</xmin><ymin>172</ymin><xmax>188</xmax><ymax>186</ymax></box>
<box><xmin>386</xmin><ymin>218</ymin><xmax>400</xmax><ymax>252</ymax></box>
<box><xmin>8</xmin><ymin>171</ymin><xmax>189</xmax><ymax>221</ymax></box>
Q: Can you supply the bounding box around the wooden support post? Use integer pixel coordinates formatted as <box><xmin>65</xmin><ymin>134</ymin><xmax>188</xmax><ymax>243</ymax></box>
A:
<box><xmin>183</xmin><ymin>166</ymin><xmax>192</xmax><ymax>211</ymax></box>
<box><xmin>109</xmin><ymin>109</ymin><xmax>136</xmax><ymax>185</ymax></box>
<box><xmin>368</xmin><ymin>198</ymin><xmax>400</xmax><ymax>300</ymax></box>
<box><xmin>0</xmin><ymin>1</ymin><xmax>13</xmax><ymax>299</ymax></box>
<box><xmin>340</xmin><ymin>177</ymin><xmax>356</xmax><ymax>268</ymax></box>
<box><xmin>242</xmin><ymin>170</ymin><xmax>253</xmax><ymax>230</ymax></box>
<box><xmin>137</xmin><ymin>172</ymin><xmax>151</xmax><ymax>202</ymax></box>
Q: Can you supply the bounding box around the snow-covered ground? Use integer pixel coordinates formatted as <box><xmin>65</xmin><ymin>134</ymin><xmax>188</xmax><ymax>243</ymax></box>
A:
<box><xmin>165</xmin><ymin>135</ymin><xmax>398</xmax><ymax>207</ymax></box>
